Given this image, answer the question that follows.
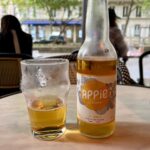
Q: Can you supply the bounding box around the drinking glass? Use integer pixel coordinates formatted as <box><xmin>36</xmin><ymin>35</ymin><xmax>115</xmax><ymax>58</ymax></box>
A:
<box><xmin>20</xmin><ymin>58</ymin><xmax>70</xmax><ymax>140</ymax></box>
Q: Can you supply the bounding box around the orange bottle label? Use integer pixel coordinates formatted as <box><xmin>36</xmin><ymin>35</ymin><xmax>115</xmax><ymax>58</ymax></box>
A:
<box><xmin>77</xmin><ymin>74</ymin><xmax>116</xmax><ymax>124</ymax></box>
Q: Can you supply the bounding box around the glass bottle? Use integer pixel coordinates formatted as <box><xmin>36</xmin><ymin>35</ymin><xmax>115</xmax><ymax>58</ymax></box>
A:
<box><xmin>77</xmin><ymin>0</ymin><xmax>117</xmax><ymax>138</ymax></box>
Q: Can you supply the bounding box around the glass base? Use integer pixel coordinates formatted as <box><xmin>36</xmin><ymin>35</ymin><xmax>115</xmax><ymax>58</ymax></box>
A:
<box><xmin>32</xmin><ymin>127</ymin><xmax>66</xmax><ymax>141</ymax></box>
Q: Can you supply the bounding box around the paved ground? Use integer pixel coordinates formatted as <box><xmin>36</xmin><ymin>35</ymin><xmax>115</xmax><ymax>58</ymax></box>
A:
<box><xmin>33</xmin><ymin>50</ymin><xmax>150</xmax><ymax>87</ymax></box>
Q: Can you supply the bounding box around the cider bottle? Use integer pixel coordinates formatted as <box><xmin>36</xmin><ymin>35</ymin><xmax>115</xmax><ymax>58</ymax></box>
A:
<box><xmin>77</xmin><ymin>0</ymin><xmax>117</xmax><ymax>138</ymax></box>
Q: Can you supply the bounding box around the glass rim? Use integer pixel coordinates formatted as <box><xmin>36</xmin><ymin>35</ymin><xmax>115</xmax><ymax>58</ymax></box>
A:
<box><xmin>21</xmin><ymin>58</ymin><xmax>69</xmax><ymax>66</ymax></box>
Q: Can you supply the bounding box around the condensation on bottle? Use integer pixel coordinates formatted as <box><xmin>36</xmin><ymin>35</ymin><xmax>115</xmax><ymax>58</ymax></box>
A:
<box><xmin>77</xmin><ymin>0</ymin><xmax>117</xmax><ymax>138</ymax></box>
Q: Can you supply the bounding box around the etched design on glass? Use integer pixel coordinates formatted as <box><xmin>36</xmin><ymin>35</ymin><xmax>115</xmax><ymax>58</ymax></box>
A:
<box><xmin>36</xmin><ymin>67</ymin><xmax>48</xmax><ymax>87</ymax></box>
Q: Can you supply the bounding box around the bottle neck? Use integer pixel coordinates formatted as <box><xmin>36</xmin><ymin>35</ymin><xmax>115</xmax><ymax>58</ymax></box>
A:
<box><xmin>85</xmin><ymin>0</ymin><xmax>109</xmax><ymax>42</ymax></box>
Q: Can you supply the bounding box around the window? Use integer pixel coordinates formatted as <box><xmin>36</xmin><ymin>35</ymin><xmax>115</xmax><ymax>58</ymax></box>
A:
<box><xmin>78</xmin><ymin>30</ymin><xmax>82</xmax><ymax>38</ymax></box>
<box><xmin>66</xmin><ymin>29</ymin><xmax>72</xmax><ymax>38</ymax></box>
<box><xmin>110</xmin><ymin>6</ymin><xmax>115</xmax><ymax>9</ymax></box>
<box><xmin>33</xmin><ymin>7</ymin><xmax>36</xmax><ymax>18</ymax></box>
<box><xmin>134</xmin><ymin>25</ymin><xmax>141</xmax><ymax>37</ymax></box>
<box><xmin>68</xmin><ymin>8</ymin><xmax>72</xmax><ymax>18</ymax></box>
<box><xmin>52</xmin><ymin>10</ymin><xmax>56</xmax><ymax>17</ymax></box>
<box><xmin>149</xmin><ymin>25</ymin><xmax>150</xmax><ymax>37</ymax></box>
<box><xmin>78</xmin><ymin>6</ymin><xmax>82</xmax><ymax>17</ymax></box>
<box><xmin>121</xmin><ymin>24</ymin><xmax>125</xmax><ymax>34</ymax></box>
<box><xmin>123</xmin><ymin>6</ymin><xmax>129</xmax><ymax>17</ymax></box>
<box><xmin>136</xmin><ymin>6</ymin><xmax>141</xmax><ymax>17</ymax></box>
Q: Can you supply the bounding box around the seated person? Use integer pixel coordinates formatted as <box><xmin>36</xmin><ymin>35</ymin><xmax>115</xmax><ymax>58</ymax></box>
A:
<box><xmin>109</xmin><ymin>8</ymin><xmax>128</xmax><ymax>64</ymax></box>
<box><xmin>0</xmin><ymin>15</ymin><xmax>32</xmax><ymax>56</ymax></box>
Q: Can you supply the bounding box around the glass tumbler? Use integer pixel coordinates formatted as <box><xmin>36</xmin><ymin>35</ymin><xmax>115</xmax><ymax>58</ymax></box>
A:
<box><xmin>20</xmin><ymin>58</ymin><xmax>70</xmax><ymax>140</ymax></box>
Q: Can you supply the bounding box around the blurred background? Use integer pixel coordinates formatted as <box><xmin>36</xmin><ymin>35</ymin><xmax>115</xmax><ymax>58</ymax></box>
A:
<box><xmin>0</xmin><ymin>0</ymin><xmax>150</xmax><ymax>84</ymax></box>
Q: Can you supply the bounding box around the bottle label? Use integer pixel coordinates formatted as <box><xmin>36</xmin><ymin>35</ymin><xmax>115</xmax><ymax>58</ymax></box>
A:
<box><xmin>77</xmin><ymin>73</ymin><xmax>116</xmax><ymax>124</ymax></box>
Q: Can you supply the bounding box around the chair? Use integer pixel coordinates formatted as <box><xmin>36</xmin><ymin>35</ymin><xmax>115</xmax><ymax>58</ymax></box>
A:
<box><xmin>117</xmin><ymin>61</ymin><xmax>137</xmax><ymax>85</ymax></box>
<box><xmin>0</xmin><ymin>53</ymin><xmax>32</xmax><ymax>97</ymax></box>
<box><xmin>138</xmin><ymin>50</ymin><xmax>150</xmax><ymax>87</ymax></box>
<box><xmin>49</xmin><ymin>53</ymin><xmax>77</xmax><ymax>84</ymax></box>
<box><xmin>49</xmin><ymin>53</ymin><xmax>135</xmax><ymax>85</ymax></box>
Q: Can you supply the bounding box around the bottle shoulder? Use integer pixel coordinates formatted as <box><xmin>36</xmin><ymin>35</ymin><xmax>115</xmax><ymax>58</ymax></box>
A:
<box><xmin>78</xmin><ymin>40</ymin><xmax>117</xmax><ymax>60</ymax></box>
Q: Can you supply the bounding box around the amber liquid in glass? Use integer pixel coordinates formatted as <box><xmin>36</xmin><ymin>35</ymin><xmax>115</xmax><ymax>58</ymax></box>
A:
<box><xmin>77</xmin><ymin>58</ymin><xmax>116</xmax><ymax>138</ymax></box>
<box><xmin>28</xmin><ymin>96</ymin><xmax>66</xmax><ymax>140</ymax></box>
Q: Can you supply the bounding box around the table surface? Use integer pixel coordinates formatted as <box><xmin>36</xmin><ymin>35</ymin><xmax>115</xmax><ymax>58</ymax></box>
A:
<box><xmin>0</xmin><ymin>85</ymin><xmax>150</xmax><ymax>150</ymax></box>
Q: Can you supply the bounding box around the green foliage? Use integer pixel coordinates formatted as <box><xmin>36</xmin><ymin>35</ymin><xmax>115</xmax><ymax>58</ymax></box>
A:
<box><xmin>0</xmin><ymin>0</ymin><xmax>81</xmax><ymax>11</ymax></box>
<box><xmin>1</xmin><ymin>0</ymin><xmax>32</xmax><ymax>10</ymax></box>
<box><xmin>142</xmin><ymin>0</ymin><xmax>150</xmax><ymax>9</ymax></box>
<box><xmin>28</xmin><ymin>0</ymin><xmax>80</xmax><ymax>10</ymax></box>
<box><xmin>0</xmin><ymin>0</ymin><xmax>81</xmax><ymax>20</ymax></box>
<box><xmin>31</xmin><ymin>0</ymin><xmax>81</xmax><ymax>20</ymax></box>
<box><xmin>1</xmin><ymin>0</ymin><xmax>10</xmax><ymax>8</ymax></box>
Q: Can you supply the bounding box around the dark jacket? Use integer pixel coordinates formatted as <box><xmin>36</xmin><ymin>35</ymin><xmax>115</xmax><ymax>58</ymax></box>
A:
<box><xmin>0</xmin><ymin>31</ymin><xmax>32</xmax><ymax>56</ymax></box>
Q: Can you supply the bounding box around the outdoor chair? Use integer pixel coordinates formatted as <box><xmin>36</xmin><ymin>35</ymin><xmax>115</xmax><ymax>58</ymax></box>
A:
<box><xmin>138</xmin><ymin>50</ymin><xmax>150</xmax><ymax>87</ymax></box>
<box><xmin>49</xmin><ymin>53</ymin><xmax>77</xmax><ymax>84</ymax></box>
<box><xmin>0</xmin><ymin>53</ymin><xmax>32</xmax><ymax>98</ymax></box>
<box><xmin>117</xmin><ymin>60</ymin><xmax>137</xmax><ymax>85</ymax></box>
<box><xmin>49</xmin><ymin>52</ymin><xmax>135</xmax><ymax>85</ymax></box>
